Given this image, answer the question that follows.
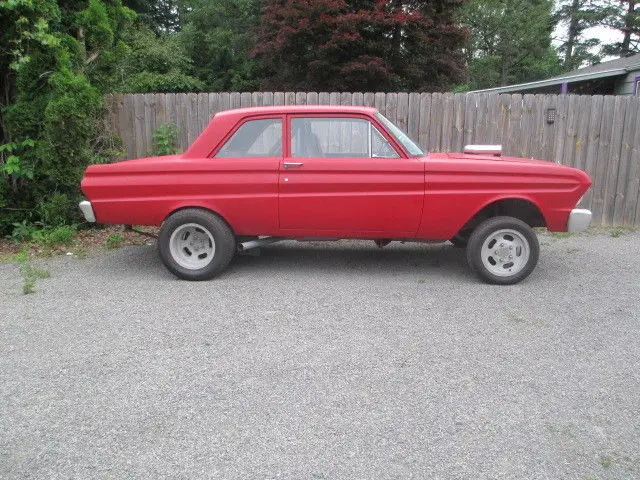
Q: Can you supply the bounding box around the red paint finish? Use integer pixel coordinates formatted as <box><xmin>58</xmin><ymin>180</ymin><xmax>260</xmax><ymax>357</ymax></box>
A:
<box><xmin>81</xmin><ymin>106</ymin><xmax>592</xmax><ymax>239</ymax></box>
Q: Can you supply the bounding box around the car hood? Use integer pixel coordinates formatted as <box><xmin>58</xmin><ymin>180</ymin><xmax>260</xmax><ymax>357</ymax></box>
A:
<box><xmin>428</xmin><ymin>152</ymin><xmax>560</xmax><ymax>166</ymax></box>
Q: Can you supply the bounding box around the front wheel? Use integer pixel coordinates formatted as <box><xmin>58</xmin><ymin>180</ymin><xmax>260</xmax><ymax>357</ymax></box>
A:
<box><xmin>466</xmin><ymin>216</ymin><xmax>539</xmax><ymax>285</ymax></box>
<box><xmin>158</xmin><ymin>209</ymin><xmax>236</xmax><ymax>281</ymax></box>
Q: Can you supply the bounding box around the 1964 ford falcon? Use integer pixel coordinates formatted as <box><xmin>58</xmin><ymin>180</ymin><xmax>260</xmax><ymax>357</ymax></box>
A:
<box><xmin>79</xmin><ymin>105</ymin><xmax>592</xmax><ymax>284</ymax></box>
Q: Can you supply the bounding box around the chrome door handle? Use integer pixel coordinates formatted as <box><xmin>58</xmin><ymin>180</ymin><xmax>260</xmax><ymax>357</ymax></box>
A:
<box><xmin>283</xmin><ymin>162</ymin><xmax>304</xmax><ymax>169</ymax></box>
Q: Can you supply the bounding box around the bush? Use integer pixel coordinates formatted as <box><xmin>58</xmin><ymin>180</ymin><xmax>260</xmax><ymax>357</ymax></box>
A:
<box><xmin>37</xmin><ymin>193</ymin><xmax>77</xmax><ymax>226</ymax></box>
<box><xmin>151</xmin><ymin>124</ymin><xmax>180</xmax><ymax>156</ymax></box>
<box><xmin>9</xmin><ymin>224</ymin><xmax>77</xmax><ymax>245</ymax></box>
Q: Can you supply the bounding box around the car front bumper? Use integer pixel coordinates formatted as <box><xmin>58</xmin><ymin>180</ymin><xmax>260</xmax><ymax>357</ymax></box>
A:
<box><xmin>79</xmin><ymin>200</ymin><xmax>96</xmax><ymax>223</ymax></box>
<box><xmin>567</xmin><ymin>208</ymin><xmax>592</xmax><ymax>233</ymax></box>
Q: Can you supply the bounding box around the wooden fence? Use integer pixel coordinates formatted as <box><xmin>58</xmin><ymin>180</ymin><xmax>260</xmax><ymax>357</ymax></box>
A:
<box><xmin>105</xmin><ymin>92</ymin><xmax>640</xmax><ymax>226</ymax></box>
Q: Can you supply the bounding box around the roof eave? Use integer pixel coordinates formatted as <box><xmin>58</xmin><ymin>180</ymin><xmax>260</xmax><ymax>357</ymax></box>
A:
<box><xmin>469</xmin><ymin>67</ymin><xmax>629</xmax><ymax>94</ymax></box>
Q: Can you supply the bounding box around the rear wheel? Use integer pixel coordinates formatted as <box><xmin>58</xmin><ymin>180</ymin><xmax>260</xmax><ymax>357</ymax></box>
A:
<box><xmin>158</xmin><ymin>209</ymin><xmax>235</xmax><ymax>280</ymax></box>
<box><xmin>466</xmin><ymin>216</ymin><xmax>539</xmax><ymax>285</ymax></box>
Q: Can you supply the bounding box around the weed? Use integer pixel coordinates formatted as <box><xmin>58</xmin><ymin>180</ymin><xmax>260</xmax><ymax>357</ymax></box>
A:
<box><xmin>105</xmin><ymin>232</ymin><xmax>124</xmax><ymax>249</ymax></box>
<box><xmin>417</xmin><ymin>279</ymin><xmax>426</xmax><ymax>284</ymax></box>
<box><xmin>15</xmin><ymin>253</ymin><xmax>50</xmax><ymax>295</ymax></box>
<box><xmin>32</xmin><ymin>225</ymin><xmax>77</xmax><ymax>246</ymax></box>
<box><xmin>567</xmin><ymin>247</ymin><xmax>580</xmax><ymax>253</ymax></box>
<box><xmin>9</xmin><ymin>222</ymin><xmax>77</xmax><ymax>246</ymax></box>
<box><xmin>10</xmin><ymin>220</ymin><xmax>39</xmax><ymax>242</ymax></box>
<box><xmin>13</xmin><ymin>251</ymin><xmax>28</xmax><ymax>263</ymax></box>
<box><xmin>551</xmin><ymin>232</ymin><xmax>572</xmax><ymax>239</ymax></box>
<box><xmin>610</xmin><ymin>229</ymin><xmax>624</xmax><ymax>238</ymax></box>
<box><xmin>600</xmin><ymin>456</ymin><xmax>612</xmax><ymax>469</ymax></box>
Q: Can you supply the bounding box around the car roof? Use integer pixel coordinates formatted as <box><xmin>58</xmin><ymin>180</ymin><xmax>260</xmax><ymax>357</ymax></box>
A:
<box><xmin>213</xmin><ymin>105</ymin><xmax>378</xmax><ymax>118</ymax></box>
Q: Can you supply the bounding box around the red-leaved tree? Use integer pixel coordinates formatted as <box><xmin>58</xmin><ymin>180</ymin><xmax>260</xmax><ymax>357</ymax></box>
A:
<box><xmin>254</xmin><ymin>0</ymin><xmax>469</xmax><ymax>91</ymax></box>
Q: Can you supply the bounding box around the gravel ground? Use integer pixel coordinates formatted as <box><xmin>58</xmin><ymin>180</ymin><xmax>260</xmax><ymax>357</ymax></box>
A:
<box><xmin>1</xmin><ymin>231</ymin><xmax>639</xmax><ymax>480</ymax></box>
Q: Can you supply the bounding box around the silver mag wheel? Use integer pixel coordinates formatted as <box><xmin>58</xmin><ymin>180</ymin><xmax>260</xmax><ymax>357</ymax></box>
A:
<box><xmin>466</xmin><ymin>216</ymin><xmax>540</xmax><ymax>285</ymax></box>
<box><xmin>169</xmin><ymin>223</ymin><xmax>215</xmax><ymax>270</ymax></box>
<box><xmin>158</xmin><ymin>209</ymin><xmax>236</xmax><ymax>281</ymax></box>
<box><xmin>480</xmin><ymin>229</ymin><xmax>529</xmax><ymax>277</ymax></box>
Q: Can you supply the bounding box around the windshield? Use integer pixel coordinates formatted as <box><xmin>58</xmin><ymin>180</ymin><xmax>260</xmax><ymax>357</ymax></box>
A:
<box><xmin>376</xmin><ymin>112</ymin><xmax>424</xmax><ymax>157</ymax></box>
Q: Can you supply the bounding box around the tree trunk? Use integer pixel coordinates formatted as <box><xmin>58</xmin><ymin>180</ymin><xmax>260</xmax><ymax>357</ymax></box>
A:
<box><xmin>620</xmin><ymin>0</ymin><xmax>635</xmax><ymax>55</ymax></box>
<box><xmin>564</xmin><ymin>0</ymin><xmax>581</xmax><ymax>67</ymax></box>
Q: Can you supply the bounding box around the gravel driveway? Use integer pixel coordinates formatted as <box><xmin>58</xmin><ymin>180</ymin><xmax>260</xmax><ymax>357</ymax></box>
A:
<box><xmin>1</xmin><ymin>231</ymin><xmax>639</xmax><ymax>479</ymax></box>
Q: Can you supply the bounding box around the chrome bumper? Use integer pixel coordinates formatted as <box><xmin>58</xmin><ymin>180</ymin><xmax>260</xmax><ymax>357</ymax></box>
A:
<box><xmin>567</xmin><ymin>208</ymin><xmax>592</xmax><ymax>233</ymax></box>
<box><xmin>79</xmin><ymin>200</ymin><xmax>96</xmax><ymax>223</ymax></box>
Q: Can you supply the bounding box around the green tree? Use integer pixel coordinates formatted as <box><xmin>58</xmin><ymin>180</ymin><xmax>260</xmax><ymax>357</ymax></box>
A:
<box><xmin>458</xmin><ymin>0</ymin><xmax>561</xmax><ymax>89</ymax></box>
<box><xmin>0</xmin><ymin>0</ymin><xmax>131</xmax><ymax>234</ymax></box>
<box><xmin>601</xmin><ymin>0</ymin><xmax>639</xmax><ymax>56</ymax></box>
<box><xmin>114</xmin><ymin>24</ymin><xmax>204</xmax><ymax>92</ymax></box>
<box><xmin>554</xmin><ymin>0</ymin><xmax>607</xmax><ymax>70</ymax></box>
<box><xmin>178</xmin><ymin>0</ymin><xmax>262</xmax><ymax>91</ymax></box>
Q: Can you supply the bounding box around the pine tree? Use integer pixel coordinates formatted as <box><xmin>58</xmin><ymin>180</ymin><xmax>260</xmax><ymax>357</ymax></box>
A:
<box><xmin>554</xmin><ymin>0</ymin><xmax>607</xmax><ymax>70</ymax></box>
<box><xmin>601</xmin><ymin>0</ymin><xmax>639</xmax><ymax>57</ymax></box>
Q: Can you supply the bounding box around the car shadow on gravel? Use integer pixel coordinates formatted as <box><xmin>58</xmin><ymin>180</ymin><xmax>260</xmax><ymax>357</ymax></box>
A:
<box><xmin>229</xmin><ymin>240</ymin><xmax>471</xmax><ymax>280</ymax></box>
<box><xmin>101</xmin><ymin>241</ymin><xmax>473</xmax><ymax>282</ymax></box>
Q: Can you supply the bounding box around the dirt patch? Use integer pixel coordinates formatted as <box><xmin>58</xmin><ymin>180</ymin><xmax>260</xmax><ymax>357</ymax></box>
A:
<box><xmin>0</xmin><ymin>225</ymin><xmax>159</xmax><ymax>260</ymax></box>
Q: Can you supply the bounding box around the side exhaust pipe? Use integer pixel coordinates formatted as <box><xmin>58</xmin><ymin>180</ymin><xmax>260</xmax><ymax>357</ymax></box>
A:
<box><xmin>238</xmin><ymin>237</ymin><xmax>283</xmax><ymax>251</ymax></box>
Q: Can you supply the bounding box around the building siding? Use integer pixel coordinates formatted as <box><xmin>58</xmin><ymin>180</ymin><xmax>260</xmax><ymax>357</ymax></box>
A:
<box><xmin>615</xmin><ymin>70</ymin><xmax>640</xmax><ymax>95</ymax></box>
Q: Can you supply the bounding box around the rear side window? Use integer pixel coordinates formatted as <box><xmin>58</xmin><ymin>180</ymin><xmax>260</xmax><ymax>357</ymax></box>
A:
<box><xmin>215</xmin><ymin>118</ymin><xmax>282</xmax><ymax>158</ymax></box>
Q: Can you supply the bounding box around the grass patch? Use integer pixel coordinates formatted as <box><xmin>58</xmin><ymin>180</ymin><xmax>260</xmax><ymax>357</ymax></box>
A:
<box><xmin>31</xmin><ymin>225</ymin><xmax>77</xmax><ymax>246</ymax></box>
<box><xmin>104</xmin><ymin>232</ymin><xmax>124</xmax><ymax>249</ymax></box>
<box><xmin>610</xmin><ymin>229</ymin><xmax>624</xmax><ymax>238</ymax></box>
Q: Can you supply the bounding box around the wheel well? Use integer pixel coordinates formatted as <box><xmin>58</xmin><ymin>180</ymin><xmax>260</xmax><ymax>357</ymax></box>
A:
<box><xmin>163</xmin><ymin>206</ymin><xmax>235</xmax><ymax>234</ymax></box>
<box><xmin>457</xmin><ymin>199</ymin><xmax>546</xmax><ymax>237</ymax></box>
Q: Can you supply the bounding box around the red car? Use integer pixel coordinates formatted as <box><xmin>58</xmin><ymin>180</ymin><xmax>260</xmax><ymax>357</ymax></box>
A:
<box><xmin>79</xmin><ymin>105</ymin><xmax>592</xmax><ymax>284</ymax></box>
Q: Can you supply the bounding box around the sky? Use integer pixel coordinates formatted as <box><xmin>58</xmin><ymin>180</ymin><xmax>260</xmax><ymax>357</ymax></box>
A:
<box><xmin>554</xmin><ymin>24</ymin><xmax>623</xmax><ymax>63</ymax></box>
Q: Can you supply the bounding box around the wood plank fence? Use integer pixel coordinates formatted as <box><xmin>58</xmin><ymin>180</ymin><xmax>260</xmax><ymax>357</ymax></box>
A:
<box><xmin>105</xmin><ymin>92</ymin><xmax>640</xmax><ymax>226</ymax></box>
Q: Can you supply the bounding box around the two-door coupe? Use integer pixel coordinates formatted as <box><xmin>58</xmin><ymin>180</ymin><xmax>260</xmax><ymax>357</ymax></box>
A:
<box><xmin>79</xmin><ymin>105</ymin><xmax>592</xmax><ymax>284</ymax></box>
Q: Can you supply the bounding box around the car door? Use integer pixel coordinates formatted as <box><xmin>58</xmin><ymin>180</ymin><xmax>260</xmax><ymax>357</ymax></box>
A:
<box><xmin>278</xmin><ymin>114</ymin><xmax>424</xmax><ymax>237</ymax></box>
<box><xmin>209</xmin><ymin>116</ymin><xmax>283</xmax><ymax>235</ymax></box>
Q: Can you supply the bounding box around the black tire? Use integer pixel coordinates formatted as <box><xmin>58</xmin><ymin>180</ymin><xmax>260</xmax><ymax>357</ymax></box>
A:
<box><xmin>158</xmin><ymin>208</ymin><xmax>236</xmax><ymax>281</ymax></box>
<box><xmin>466</xmin><ymin>216</ymin><xmax>539</xmax><ymax>285</ymax></box>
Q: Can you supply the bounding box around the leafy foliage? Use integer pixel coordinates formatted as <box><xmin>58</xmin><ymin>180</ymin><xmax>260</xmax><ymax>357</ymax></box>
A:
<box><xmin>0</xmin><ymin>0</ymin><xmax>131</xmax><ymax>235</ymax></box>
<box><xmin>458</xmin><ymin>0</ymin><xmax>562</xmax><ymax>90</ymax></box>
<box><xmin>254</xmin><ymin>0</ymin><xmax>469</xmax><ymax>91</ymax></box>
<box><xmin>178</xmin><ymin>0</ymin><xmax>263</xmax><ymax>91</ymax></box>
<box><xmin>151</xmin><ymin>123</ymin><xmax>180</xmax><ymax>156</ymax></box>
<box><xmin>113</xmin><ymin>24</ymin><xmax>204</xmax><ymax>93</ymax></box>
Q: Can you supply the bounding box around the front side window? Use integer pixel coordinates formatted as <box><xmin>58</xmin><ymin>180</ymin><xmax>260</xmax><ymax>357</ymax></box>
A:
<box><xmin>375</xmin><ymin>112</ymin><xmax>424</xmax><ymax>157</ymax></box>
<box><xmin>291</xmin><ymin>117</ymin><xmax>399</xmax><ymax>158</ymax></box>
<box><xmin>215</xmin><ymin>118</ymin><xmax>282</xmax><ymax>158</ymax></box>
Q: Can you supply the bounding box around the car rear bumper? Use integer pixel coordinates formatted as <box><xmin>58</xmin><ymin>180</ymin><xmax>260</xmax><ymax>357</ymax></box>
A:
<box><xmin>79</xmin><ymin>200</ymin><xmax>96</xmax><ymax>223</ymax></box>
<box><xmin>567</xmin><ymin>208</ymin><xmax>592</xmax><ymax>233</ymax></box>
